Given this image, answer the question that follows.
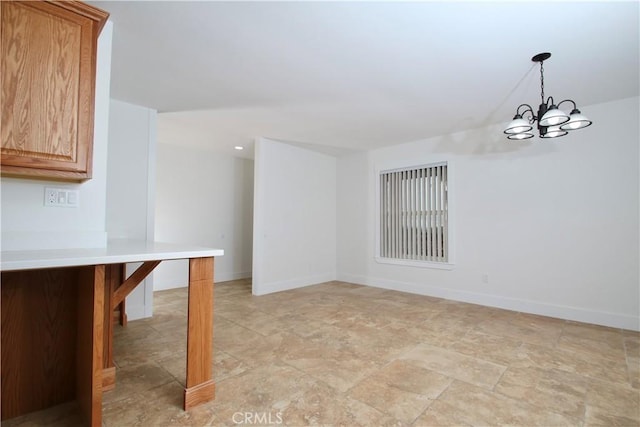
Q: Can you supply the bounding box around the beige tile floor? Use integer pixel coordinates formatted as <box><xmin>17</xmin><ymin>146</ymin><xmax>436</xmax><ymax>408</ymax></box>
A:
<box><xmin>5</xmin><ymin>279</ymin><xmax>640</xmax><ymax>426</ymax></box>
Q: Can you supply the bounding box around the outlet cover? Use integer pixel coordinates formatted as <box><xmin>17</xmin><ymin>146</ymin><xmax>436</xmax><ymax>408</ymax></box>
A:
<box><xmin>44</xmin><ymin>188</ymin><xmax>58</xmax><ymax>206</ymax></box>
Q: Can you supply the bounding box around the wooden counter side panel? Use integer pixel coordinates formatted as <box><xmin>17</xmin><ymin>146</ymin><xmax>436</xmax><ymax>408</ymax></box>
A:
<box><xmin>1</xmin><ymin>268</ymin><xmax>78</xmax><ymax>420</ymax></box>
<box><xmin>76</xmin><ymin>265</ymin><xmax>104</xmax><ymax>427</ymax></box>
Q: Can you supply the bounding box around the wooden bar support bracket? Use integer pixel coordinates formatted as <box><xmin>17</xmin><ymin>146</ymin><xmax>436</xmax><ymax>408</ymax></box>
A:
<box><xmin>112</xmin><ymin>260</ymin><xmax>161</xmax><ymax>307</ymax></box>
<box><xmin>104</xmin><ymin>261</ymin><xmax>159</xmax><ymax>392</ymax></box>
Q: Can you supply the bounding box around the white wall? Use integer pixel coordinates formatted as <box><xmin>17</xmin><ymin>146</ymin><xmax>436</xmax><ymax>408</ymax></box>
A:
<box><xmin>154</xmin><ymin>143</ymin><xmax>253</xmax><ymax>289</ymax></box>
<box><xmin>252</xmin><ymin>137</ymin><xmax>337</xmax><ymax>295</ymax></box>
<box><xmin>106</xmin><ymin>99</ymin><xmax>157</xmax><ymax>320</ymax></box>
<box><xmin>337</xmin><ymin>96</ymin><xmax>639</xmax><ymax>331</ymax></box>
<box><xmin>1</xmin><ymin>22</ymin><xmax>113</xmax><ymax>251</ymax></box>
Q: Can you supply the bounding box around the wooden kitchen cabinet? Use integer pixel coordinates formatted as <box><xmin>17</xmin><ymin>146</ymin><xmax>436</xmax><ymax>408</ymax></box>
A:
<box><xmin>1</xmin><ymin>0</ymin><xmax>108</xmax><ymax>181</ymax></box>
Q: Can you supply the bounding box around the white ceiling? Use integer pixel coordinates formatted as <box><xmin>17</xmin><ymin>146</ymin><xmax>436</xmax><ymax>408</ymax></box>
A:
<box><xmin>89</xmin><ymin>1</ymin><xmax>639</xmax><ymax>159</ymax></box>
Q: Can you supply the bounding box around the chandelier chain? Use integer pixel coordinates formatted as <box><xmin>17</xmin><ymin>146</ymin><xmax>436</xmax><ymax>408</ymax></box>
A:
<box><xmin>540</xmin><ymin>61</ymin><xmax>545</xmax><ymax>105</ymax></box>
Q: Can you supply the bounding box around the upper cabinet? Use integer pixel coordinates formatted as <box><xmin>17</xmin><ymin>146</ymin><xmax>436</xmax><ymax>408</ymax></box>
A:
<box><xmin>1</xmin><ymin>0</ymin><xmax>109</xmax><ymax>181</ymax></box>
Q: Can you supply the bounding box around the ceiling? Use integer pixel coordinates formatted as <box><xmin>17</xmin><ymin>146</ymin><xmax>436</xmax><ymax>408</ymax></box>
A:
<box><xmin>89</xmin><ymin>1</ymin><xmax>639</xmax><ymax>159</ymax></box>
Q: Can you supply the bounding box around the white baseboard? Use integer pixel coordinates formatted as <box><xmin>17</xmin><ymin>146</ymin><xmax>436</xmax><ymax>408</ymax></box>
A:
<box><xmin>337</xmin><ymin>273</ymin><xmax>639</xmax><ymax>331</ymax></box>
<box><xmin>216</xmin><ymin>271</ymin><xmax>252</xmax><ymax>283</ymax></box>
<box><xmin>253</xmin><ymin>273</ymin><xmax>336</xmax><ymax>296</ymax></box>
<box><xmin>125</xmin><ymin>303</ymin><xmax>148</xmax><ymax>321</ymax></box>
<box><xmin>154</xmin><ymin>270</ymin><xmax>252</xmax><ymax>291</ymax></box>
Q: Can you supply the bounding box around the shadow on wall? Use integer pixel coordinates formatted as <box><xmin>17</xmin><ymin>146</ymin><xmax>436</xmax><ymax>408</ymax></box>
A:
<box><xmin>424</xmin><ymin>118</ymin><xmax>560</xmax><ymax>158</ymax></box>
<box><xmin>425</xmin><ymin>62</ymin><xmax>562</xmax><ymax>157</ymax></box>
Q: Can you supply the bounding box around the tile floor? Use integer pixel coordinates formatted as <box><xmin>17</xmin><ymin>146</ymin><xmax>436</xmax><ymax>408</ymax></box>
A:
<box><xmin>5</xmin><ymin>279</ymin><xmax>640</xmax><ymax>426</ymax></box>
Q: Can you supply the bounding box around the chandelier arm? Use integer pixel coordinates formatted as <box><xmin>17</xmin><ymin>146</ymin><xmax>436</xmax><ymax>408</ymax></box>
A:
<box><xmin>544</xmin><ymin>96</ymin><xmax>555</xmax><ymax>108</ymax></box>
<box><xmin>516</xmin><ymin>104</ymin><xmax>534</xmax><ymax>118</ymax></box>
<box><xmin>557</xmin><ymin>99</ymin><xmax>577</xmax><ymax>110</ymax></box>
<box><xmin>518</xmin><ymin>104</ymin><xmax>536</xmax><ymax>124</ymax></box>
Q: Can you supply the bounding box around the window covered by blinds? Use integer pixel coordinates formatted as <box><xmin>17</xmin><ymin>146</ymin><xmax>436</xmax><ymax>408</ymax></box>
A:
<box><xmin>380</xmin><ymin>163</ymin><xmax>448</xmax><ymax>262</ymax></box>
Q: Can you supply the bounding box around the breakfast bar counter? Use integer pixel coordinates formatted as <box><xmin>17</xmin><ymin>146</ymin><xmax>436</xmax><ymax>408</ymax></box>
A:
<box><xmin>1</xmin><ymin>239</ymin><xmax>223</xmax><ymax>426</ymax></box>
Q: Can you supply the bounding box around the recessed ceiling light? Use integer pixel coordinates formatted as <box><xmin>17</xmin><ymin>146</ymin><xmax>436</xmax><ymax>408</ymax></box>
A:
<box><xmin>234</xmin><ymin>146</ymin><xmax>244</xmax><ymax>150</ymax></box>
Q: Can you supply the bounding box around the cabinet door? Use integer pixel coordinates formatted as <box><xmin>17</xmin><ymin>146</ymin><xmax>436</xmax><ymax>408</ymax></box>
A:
<box><xmin>1</xmin><ymin>1</ymin><xmax>108</xmax><ymax>181</ymax></box>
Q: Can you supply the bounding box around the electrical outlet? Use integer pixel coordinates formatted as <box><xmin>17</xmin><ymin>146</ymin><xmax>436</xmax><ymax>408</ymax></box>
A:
<box><xmin>482</xmin><ymin>273</ymin><xmax>489</xmax><ymax>284</ymax></box>
<box><xmin>44</xmin><ymin>188</ymin><xmax>58</xmax><ymax>206</ymax></box>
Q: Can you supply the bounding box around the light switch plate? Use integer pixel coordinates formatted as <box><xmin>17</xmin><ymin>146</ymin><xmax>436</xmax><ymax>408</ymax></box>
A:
<box><xmin>44</xmin><ymin>187</ymin><xmax>79</xmax><ymax>208</ymax></box>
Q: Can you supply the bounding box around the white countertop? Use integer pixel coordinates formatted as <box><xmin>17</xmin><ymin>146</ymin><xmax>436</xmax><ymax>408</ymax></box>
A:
<box><xmin>0</xmin><ymin>239</ymin><xmax>224</xmax><ymax>271</ymax></box>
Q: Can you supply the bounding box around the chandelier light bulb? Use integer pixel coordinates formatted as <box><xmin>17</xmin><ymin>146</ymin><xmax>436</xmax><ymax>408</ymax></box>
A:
<box><xmin>507</xmin><ymin>132</ymin><xmax>534</xmax><ymax>140</ymax></box>
<box><xmin>540</xmin><ymin>125</ymin><xmax>568</xmax><ymax>139</ymax></box>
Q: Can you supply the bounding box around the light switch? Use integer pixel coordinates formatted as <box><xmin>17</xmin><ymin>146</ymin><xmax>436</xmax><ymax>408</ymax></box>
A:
<box><xmin>67</xmin><ymin>190</ymin><xmax>79</xmax><ymax>206</ymax></box>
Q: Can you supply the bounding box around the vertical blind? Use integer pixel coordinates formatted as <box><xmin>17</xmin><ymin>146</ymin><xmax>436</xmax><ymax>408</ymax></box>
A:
<box><xmin>380</xmin><ymin>164</ymin><xmax>448</xmax><ymax>262</ymax></box>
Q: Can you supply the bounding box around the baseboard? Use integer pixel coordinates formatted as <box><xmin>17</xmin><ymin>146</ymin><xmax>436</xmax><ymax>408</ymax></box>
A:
<box><xmin>253</xmin><ymin>273</ymin><xmax>336</xmax><ymax>296</ymax></box>
<box><xmin>216</xmin><ymin>271</ymin><xmax>252</xmax><ymax>283</ymax></box>
<box><xmin>125</xmin><ymin>303</ymin><xmax>147</xmax><ymax>321</ymax></box>
<box><xmin>337</xmin><ymin>273</ymin><xmax>639</xmax><ymax>331</ymax></box>
<box><xmin>154</xmin><ymin>270</ymin><xmax>252</xmax><ymax>291</ymax></box>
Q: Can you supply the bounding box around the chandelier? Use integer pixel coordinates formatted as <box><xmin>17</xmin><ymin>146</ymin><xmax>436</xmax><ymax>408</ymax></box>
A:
<box><xmin>504</xmin><ymin>52</ymin><xmax>592</xmax><ymax>140</ymax></box>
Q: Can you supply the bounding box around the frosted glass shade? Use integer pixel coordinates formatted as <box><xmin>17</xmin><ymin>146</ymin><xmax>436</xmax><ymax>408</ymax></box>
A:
<box><xmin>504</xmin><ymin>116</ymin><xmax>533</xmax><ymax>134</ymax></box>
<box><xmin>560</xmin><ymin>110</ymin><xmax>592</xmax><ymax>131</ymax></box>
<box><xmin>539</xmin><ymin>107</ymin><xmax>570</xmax><ymax>126</ymax></box>
<box><xmin>540</xmin><ymin>125</ymin><xmax>568</xmax><ymax>138</ymax></box>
